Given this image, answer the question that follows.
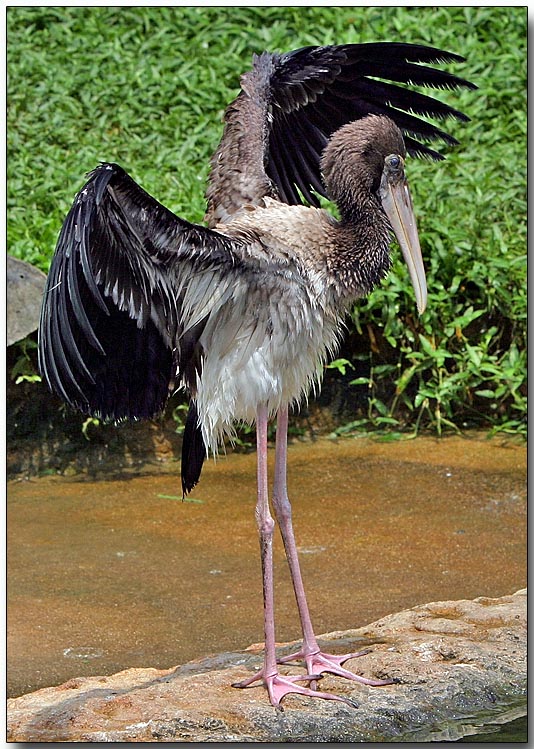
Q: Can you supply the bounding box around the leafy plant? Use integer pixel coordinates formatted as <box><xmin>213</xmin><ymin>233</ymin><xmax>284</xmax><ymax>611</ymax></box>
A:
<box><xmin>7</xmin><ymin>6</ymin><xmax>526</xmax><ymax>437</ymax></box>
<box><xmin>10</xmin><ymin>338</ymin><xmax>42</xmax><ymax>385</ymax></box>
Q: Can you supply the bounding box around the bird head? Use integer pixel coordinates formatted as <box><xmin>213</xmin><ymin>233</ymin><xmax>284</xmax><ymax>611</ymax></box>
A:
<box><xmin>321</xmin><ymin>115</ymin><xmax>427</xmax><ymax>314</ymax></box>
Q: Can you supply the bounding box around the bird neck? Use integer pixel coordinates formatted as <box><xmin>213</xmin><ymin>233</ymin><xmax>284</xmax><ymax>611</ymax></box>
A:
<box><xmin>335</xmin><ymin>187</ymin><xmax>380</xmax><ymax>226</ymax></box>
<box><xmin>328</xmin><ymin>198</ymin><xmax>392</xmax><ymax>301</ymax></box>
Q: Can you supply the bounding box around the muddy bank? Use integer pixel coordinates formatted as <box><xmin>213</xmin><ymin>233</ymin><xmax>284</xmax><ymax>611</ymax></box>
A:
<box><xmin>8</xmin><ymin>433</ymin><xmax>526</xmax><ymax>699</ymax></box>
<box><xmin>7</xmin><ymin>590</ymin><xmax>527</xmax><ymax>742</ymax></box>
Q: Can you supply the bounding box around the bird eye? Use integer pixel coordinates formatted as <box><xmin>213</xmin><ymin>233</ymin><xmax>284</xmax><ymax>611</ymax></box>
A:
<box><xmin>387</xmin><ymin>154</ymin><xmax>402</xmax><ymax>169</ymax></box>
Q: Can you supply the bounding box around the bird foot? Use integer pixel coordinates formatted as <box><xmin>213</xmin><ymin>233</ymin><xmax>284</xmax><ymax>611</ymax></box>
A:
<box><xmin>278</xmin><ymin>647</ymin><xmax>394</xmax><ymax>687</ymax></box>
<box><xmin>232</xmin><ymin>668</ymin><xmax>357</xmax><ymax>709</ymax></box>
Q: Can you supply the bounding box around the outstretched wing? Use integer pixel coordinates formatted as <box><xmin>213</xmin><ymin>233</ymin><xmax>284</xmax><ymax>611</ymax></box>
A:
<box><xmin>205</xmin><ymin>42</ymin><xmax>476</xmax><ymax>224</ymax></box>
<box><xmin>38</xmin><ymin>162</ymin><xmax>254</xmax><ymax>424</ymax></box>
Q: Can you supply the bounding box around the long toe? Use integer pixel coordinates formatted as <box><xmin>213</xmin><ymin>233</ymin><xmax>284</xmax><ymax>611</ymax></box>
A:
<box><xmin>279</xmin><ymin>649</ymin><xmax>393</xmax><ymax>686</ymax></box>
<box><xmin>309</xmin><ymin>651</ymin><xmax>394</xmax><ymax>686</ymax></box>
<box><xmin>232</xmin><ymin>670</ymin><xmax>322</xmax><ymax>690</ymax></box>
<box><xmin>232</xmin><ymin>669</ymin><xmax>357</xmax><ymax>709</ymax></box>
<box><xmin>266</xmin><ymin>674</ymin><xmax>355</xmax><ymax>709</ymax></box>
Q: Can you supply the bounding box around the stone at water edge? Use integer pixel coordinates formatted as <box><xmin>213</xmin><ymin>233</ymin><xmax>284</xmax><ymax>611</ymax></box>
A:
<box><xmin>7</xmin><ymin>255</ymin><xmax>47</xmax><ymax>347</ymax></box>
<box><xmin>7</xmin><ymin>589</ymin><xmax>526</xmax><ymax>743</ymax></box>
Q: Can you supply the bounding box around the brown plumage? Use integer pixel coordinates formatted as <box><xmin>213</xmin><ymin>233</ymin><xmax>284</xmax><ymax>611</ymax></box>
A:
<box><xmin>38</xmin><ymin>42</ymin><xmax>475</xmax><ymax>706</ymax></box>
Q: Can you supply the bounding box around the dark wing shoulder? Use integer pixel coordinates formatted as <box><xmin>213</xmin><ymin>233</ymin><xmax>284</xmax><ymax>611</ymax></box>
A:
<box><xmin>205</xmin><ymin>42</ymin><xmax>476</xmax><ymax>221</ymax></box>
<box><xmin>38</xmin><ymin>163</ymin><xmax>256</xmax><ymax>422</ymax></box>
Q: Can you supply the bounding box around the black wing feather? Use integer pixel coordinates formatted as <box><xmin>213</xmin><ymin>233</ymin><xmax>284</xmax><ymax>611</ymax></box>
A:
<box><xmin>268</xmin><ymin>44</ymin><xmax>475</xmax><ymax>205</ymax></box>
<box><xmin>39</xmin><ymin>165</ymin><xmax>178</xmax><ymax>421</ymax></box>
<box><xmin>181</xmin><ymin>401</ymin><xmax>207</xmax><ymax>496</ymax></box>
<box><xmin>38</xmin><ymin>162</ymin><xmax>270</xmax><ymax>489</ymax></box>
<box><xmin>38</xmin><ymin>163</ymin><xmax>246</xmax><ymax>423</ymax></box>
<box><xmin>206</xmin><ymin>41</ymin><xmax>475</xmax><ymax>219</ymax></box>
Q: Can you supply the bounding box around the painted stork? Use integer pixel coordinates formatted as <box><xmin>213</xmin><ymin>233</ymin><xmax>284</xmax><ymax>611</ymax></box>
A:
<box><xmin>38</xmin><ymin>43</ymin><xmax>474</xmax><ymax>707</ymax></box>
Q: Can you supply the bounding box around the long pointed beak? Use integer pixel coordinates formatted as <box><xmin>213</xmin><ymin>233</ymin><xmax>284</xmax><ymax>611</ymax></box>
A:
<box><xmin>380</xmin><ymin>171</ymin><xmax>427</xmax><ymax>314</ymax></box>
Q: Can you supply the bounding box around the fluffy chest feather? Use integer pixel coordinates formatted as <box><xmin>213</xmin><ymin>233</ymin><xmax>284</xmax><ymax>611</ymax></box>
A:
<box><xmin>192</xmin><ymin>202</ymin><xmax>349</xmax><ymax>450</ymax></box>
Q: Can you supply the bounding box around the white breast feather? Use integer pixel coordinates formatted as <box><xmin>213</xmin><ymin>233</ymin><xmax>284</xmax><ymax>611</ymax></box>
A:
<box><xmin>194</xmin><ymin>270</ymin><xmax>343</xmax><ymax>453</ymax></box>
<box><xmin>179</xmin><ymin>201</ymin><xmax>348</xmax><ymax>453</ymax></box>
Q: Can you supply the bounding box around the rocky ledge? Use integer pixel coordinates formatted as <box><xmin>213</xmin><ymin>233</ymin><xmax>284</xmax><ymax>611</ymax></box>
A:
<box><xmin>7</xmin><ymin>589</ymin><xmax>526</xmax><ymax>742</ymax></box>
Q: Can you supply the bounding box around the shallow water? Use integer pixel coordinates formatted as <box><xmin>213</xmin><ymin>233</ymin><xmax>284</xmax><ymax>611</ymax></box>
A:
<box><xmin>457</xmin><ymin>714</ymin><xmax>527</xmax><ymax>743</ymax></box>
<box><xmin>7</xmin><ymin>433</ymin><xmax>526</xmax><ymax>699</ymax></box>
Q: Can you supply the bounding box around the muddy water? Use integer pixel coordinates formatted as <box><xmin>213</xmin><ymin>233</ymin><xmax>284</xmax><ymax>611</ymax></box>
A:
<box><xmin>8</xmin><ymin>433</ymin><xmax>526</xmax><ymax>699</ymax></box>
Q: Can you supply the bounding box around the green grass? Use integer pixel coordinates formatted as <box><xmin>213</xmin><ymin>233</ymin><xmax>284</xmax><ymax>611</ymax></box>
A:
<box><xmin>7</xmin><ymin>7</ymin><xmax>526</xmax><ymax>436</ymax></box>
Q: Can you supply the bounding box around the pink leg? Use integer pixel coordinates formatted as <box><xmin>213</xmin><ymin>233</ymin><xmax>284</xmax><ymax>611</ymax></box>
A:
<box><xmin>271</xmin><ymin>406</ymin><xmax>393</xmax><ymax>688</ymax></box>
<box><xmin>232</xmin><ymin>406</ymin><xmax>354</xmax><ymax>708</ymax></box>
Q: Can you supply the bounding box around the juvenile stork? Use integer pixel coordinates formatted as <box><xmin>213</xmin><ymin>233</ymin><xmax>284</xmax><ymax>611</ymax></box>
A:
<box><xmin>38</xmin><ymin>43</ymin><xmax>474</xmax><ymax>707</ymax></box>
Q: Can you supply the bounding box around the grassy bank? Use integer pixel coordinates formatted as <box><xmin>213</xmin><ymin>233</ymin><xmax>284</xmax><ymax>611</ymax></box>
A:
<box><xmin>7</xmin><ymin>6</ymin><xmax>526</xmax><ymax>437</ymax></box>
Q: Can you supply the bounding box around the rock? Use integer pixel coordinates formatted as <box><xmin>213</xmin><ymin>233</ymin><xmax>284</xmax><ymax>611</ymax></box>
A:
<box><xmin>7</xmin><ymin>589</ymin><xmax>526</xmax><ymax>742</ymax></box>
<box><xmin>7</xmin><ymin>255</ymin><xmax>47</xmax><ymax>347</ymax></box>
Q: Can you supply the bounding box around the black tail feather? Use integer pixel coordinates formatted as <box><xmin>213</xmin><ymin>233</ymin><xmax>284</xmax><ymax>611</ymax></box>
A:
<box><xmin>181</xmin><ymin>402</ymin><xmax>207</xmax><ymax>496</ymax></box>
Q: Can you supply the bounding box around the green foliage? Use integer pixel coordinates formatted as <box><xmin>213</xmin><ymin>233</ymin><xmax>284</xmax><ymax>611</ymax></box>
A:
<box><xmin>81</xmin><ymin>417</ymin><xmax>101</xmax><ymax>441</ymax></box>
<box><xmin>10</xmin><ymin>338</ymin><xmax>42</xmax><ymax>384</ymax></box>
<box><xmin>7</xmin><ymin>7</ymin><xmax>526</xmax><ymax>436</ymax></box>
<box><xmin>326</xmin><ymin>359</ymin><xmax>354</xmax><ymax>376</ymax></box>
<box><xmin>171</xmin><ymin>403</ymin><xmax>189</xmax><ymax>437</ymax></box>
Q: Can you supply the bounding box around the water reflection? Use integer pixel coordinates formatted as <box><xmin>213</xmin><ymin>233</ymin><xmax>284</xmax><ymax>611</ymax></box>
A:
<box><xmin>457</xmin><ymin>714</ymin><xmax>527</xmax><ymax>742</ymax></box>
